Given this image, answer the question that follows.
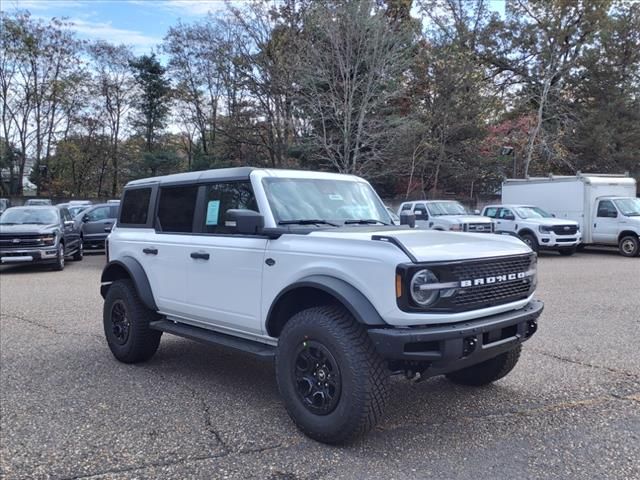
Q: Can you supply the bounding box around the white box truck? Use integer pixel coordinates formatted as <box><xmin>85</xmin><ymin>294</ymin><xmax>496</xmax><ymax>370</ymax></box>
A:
<box><xmin>502</xmin><ymin>173</ymin><xmax>640</xmax><ymax>257</ymax></box>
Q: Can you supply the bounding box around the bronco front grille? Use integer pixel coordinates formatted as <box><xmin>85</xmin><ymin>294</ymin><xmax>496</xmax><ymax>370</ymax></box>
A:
<box><xmin>451</xmin><ymin>280</ymin><xmax>532</xmax><ymax>307</ymax></box>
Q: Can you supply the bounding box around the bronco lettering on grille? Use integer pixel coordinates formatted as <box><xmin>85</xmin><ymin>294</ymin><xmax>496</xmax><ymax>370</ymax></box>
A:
<box><xmin>460</xmin><ymin>271</ymin><xmax>526</xmax><ymax>288</ymax></box>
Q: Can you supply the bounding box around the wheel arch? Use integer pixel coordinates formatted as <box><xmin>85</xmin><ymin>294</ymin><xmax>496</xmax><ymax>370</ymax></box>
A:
<box><xmin>266</xmin><ymin>275</ymin><xmax>387</xmax><ymax>338</ymax></box>
<box><xmin>618</xmin><ymin>230</ymin><xmax>639</xmax><ymax>242</ymax></box>
<box><xmin>517</xmin><ymin>228</ymin><xmax>537</xmax><ymax>238</ymax></box>
<box><xmin>100</xmin><ymin>257</ymin><xmax>157</xmax><ymax>311</ymax></box>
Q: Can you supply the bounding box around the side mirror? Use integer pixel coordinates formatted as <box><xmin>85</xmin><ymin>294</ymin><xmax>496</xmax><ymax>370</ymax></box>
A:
<box><xmin>608</xmin><ymin>210</ymin><xmax>618</xmax><ymax>218</ymax></box>
<box><xmin>505</xmin><ymin>215</ymin><xmax>515</xmax><ymax>221</ymax></box>
<box><xmin>400</xmin><ymin>211</ymin><xmax>416</xmax><ymax>228</ymax></box>
<box><xmin>226</xmin><ymin>209</ymin><xmax>264</xmax><ymax>234</ymax></box>
<box><xmin>82</xmin><ymin>214</ymin><xmax>89</xmax><ymax>223</ymax></box>
<box><xmin>474</xmin><ymin>209</ymin><xmax>481</xmax><ymax>215</ymax></box>
<box><xmin>64</xmin><ymin>220</ymin><xmax>74</xmax><ymax>227</ymax></box>
<box><xmin>551</xmin><ymin>213</ymin><xmax>556</xmax><ymax>218</ymax></box>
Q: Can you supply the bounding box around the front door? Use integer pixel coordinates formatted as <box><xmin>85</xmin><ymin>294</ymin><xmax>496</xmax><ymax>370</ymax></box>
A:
<box><xmin>83</xmin><ymin>206</ymin><xmax>113</xmax><ymax>245</ymax></box>
<box><xmin>592</xmin><ymin>199</ymin><xmax>619</xmax><ymax>244</ymax></box>
<box><xmin>496</xmin><ymin>207</ymin><xmax>517</xmax><ymax>234</ymax></box>
<box><xmin>184</xmin><ymin>181</ymin><xmax>267</xmax><ymax>336</ymax></box>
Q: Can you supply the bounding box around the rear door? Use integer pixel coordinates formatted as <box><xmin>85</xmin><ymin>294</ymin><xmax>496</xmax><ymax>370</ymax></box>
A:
<box><xmin>83</xmin><ymin>206</ymin><xmax>112</xmax><ymax>244</ymax></box>
<box><xmin>592</xmin><ymin>199</ymin><xmax>619</xmax><ymax>244</ymax></box>
<box><xmin>183</xmin><ymin>181</ymin><xmax>267</xmax><ymax>336</ymax></box>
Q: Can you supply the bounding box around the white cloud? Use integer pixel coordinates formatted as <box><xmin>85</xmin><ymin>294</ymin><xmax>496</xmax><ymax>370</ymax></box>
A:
<box><xmin>68</xmin><ymin>18</ymin><xmax>161</xmax><ymax>50</ymax></box>
<box><xmin>127</xmin><ymin>0</ymin><xmax>238</xmax><ymax>17</ymax></box>
<box><xmin>2</xmin><ymin>0</ymin><xmax>89</xmax><ymax>11</ymax></box>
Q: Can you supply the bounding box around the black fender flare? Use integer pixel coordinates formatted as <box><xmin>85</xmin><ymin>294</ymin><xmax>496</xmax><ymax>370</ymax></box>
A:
<box><xmin>266</xmin><ymin>275</ymin><xmax>387</xmax><ymax>337</ymax></box>
<box><xmin>100</xmin><ymin>257</ymin><xmax>157</xmax><ymax>311</ymax></box>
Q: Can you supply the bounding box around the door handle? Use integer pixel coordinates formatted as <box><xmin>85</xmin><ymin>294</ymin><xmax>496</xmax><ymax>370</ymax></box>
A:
<box><xmin>190</xmin><ymin>252</ymin><xmax>210</xmax><ymax>260</ymax></box>
<box><xmin>143</xmin><ymin>248</ymin><xmax>158</xmax><ymax>255</ymax></box>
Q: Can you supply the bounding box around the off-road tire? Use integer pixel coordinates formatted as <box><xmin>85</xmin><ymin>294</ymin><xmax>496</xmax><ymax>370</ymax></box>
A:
<box><xmin>103</xmin><ymin>279</ymin><xmax>162</xmax><ymax>363</ymax></box>
<box><xmin>618</xmin><ymin>235</ymin><xmax>639</xmax><ymax>257</ymax></box>
<box><xmin>520</xmin><ymin>233</ymin><xmax>538</xmax><ymax>253</ymax></box>
<box><xmin>52</xmin><ymin>243</ymin><xmax>65</xmax><ymax>271</ymax></box>
<box><xmin>558</xmin><ymin>247</ymin><xmax>576</xmax><ymax>256</ymax></box>
<box><xmin>276</xmin><ymin>305</ymin><xmax>389</xmax><ymax>444</ymax></box>
<box><xmin>446</xmin><ymin>345</ymin><xmax>522</xmax><ymax>387</ymax></box>
<box><xmin>72</xmin><ymin>239</ymin><xmax>84</xmax><ymax>261</ymax></box>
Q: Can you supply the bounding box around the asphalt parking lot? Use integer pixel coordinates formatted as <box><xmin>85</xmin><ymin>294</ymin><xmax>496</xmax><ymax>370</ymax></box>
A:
<box><xmin>1</xmin><ymin>250</ymin><xmax>639</xmax><ymax>480</ymax></box>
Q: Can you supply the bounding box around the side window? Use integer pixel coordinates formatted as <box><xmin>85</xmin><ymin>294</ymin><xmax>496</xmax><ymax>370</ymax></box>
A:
<box><xmin>61</xmin><ymin>209</ymin><xmax>71</xmax><ymax>222</ymax></box>
<box><xmin>203</xmin><ymin>181</ymin><xmax>257</xmax><ymax>234</ymax></box>
<box><xmin>109</xmin><ymin>205</ymin><xmax>119</xmax><ymax>218</ymax></box>
<box><xmin>499</xmin><ymin>208</ymin><xmax>514</xmax><ymax>220</ymax></box>
<box><xmin>87</xmin><ymin>206</ymin><xmax>110</xmax><ymax>222</ymax></box>
<box><xmin>120</xmin><ymin>188</ymin><xmax>152</xmax><ymax>226</ymax></box>
<box><xmin>414</xmin><ymin>203</ymin><xmax>428</xmax><ymax>221</ymax></box>
<box><xmin>400</xmin><ymin>203</ymin><xmax>412</xmax><ymax>211</ymax></box>
<box><xmin>157</xmin><ymin>185</ymin><xmax>199</xmax><ymax>233</ymax></box>
<box><xmin>597</xmin><ymin>200</ymin><xmax>616</xmax><ymax>218</ymax></box>
<box><xmin>484</xmin><ymin>207</ymin><xmax>498</xmax><ymax>218</ymax></box>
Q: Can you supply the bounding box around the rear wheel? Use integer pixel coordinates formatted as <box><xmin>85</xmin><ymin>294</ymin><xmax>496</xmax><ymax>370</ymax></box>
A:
<box><xmin>446</xmin><ymin>345</ymin><xmax>522</xmax><ymax>386</ymax></box>
<box><xmin>619</xmin><ymin>235</ymin><xmax>639</xmax><ymax>257</ymax></box>
<box><xmin>558</xmin><ymin>247</ymin><xmax>576</xmax><ymax>256</ymax></box>
<box><xmin>275</xmin><ymin>305</ymin><xmax>389</xmax><ymax>444</ymax></box>
<box><xmin>520</xmin><ymin>233</ymin><xmax>538</xmax><ymax>253</ymax></box>
<box><xmin>103</xmin><ymin>279</ymin><xmax>162</xmax><ymax>363</ymax></box>
<box><xmin>72</xmin><ymin>239</ymin><xmax>83</xmax><ymax>261</ymax></box>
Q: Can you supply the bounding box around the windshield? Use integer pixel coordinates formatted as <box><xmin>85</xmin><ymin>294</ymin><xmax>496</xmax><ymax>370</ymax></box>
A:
<box><xmin>426</xmin><ymin>201</ymin><xmax>468</xmax><ymax>216</ymax></box>
<box><xmin>514</xmin><ymin>206</ymin><xmax>553</xmax><ymax>219</ymax></box>
<box><xmin>0</xmin><ymin>207</ymin><xmax>59</xmax><ymax>225</ymax></box>
<box><xmin>614</xmin><ymin>198</ymin><xmax>640</xmax><ymax>216</ymax></box>
<box><xmin>263</xmin><ymin>178</ymin><xmax>391</xmax><ymax>225</ymax></box>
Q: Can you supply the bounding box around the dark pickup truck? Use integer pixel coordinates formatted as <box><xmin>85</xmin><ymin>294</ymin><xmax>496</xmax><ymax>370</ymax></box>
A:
<box><xmin>0</xmin><ymin>205</ymin><xmax>83</xmax><ymax>270</ymax></box>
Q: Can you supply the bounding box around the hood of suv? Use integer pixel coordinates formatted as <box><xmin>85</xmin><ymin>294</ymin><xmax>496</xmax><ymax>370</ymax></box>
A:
<box><xmin>0</xmin><ymin>224</ymin><xmax>58</xmax><ymax>235</ymax></box>
<box><xmin>310</xmin><ymin>228</ymin><xmax>530</xmax><ymax>262</ymax></box>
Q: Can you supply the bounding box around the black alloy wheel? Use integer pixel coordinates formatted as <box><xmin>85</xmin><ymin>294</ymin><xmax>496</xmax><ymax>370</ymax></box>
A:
<box><xmin>293</xmin><ymin>340</ymin><xmax>342</xmax><ymax>415</ymax></box>
<box><xmin>110</xmin><ymin>300</ymin><xmax>131</xmax><ymax>346</ymax></box>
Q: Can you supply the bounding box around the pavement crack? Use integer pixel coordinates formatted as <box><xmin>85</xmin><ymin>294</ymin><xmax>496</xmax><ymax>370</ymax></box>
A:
<box><xmin>0</xmin><ymin>313</ymin><xmax>102</xmax><ymax>340</ymax></box>
<box><xmin>530</xmin><ymin>347</ymin><xmax>640</xmax><ymax>380</ymax></box>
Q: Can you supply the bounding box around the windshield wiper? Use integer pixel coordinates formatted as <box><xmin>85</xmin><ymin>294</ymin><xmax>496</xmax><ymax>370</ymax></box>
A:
<box><xmin>278</xmin><ymin>219</ymin><xmax>340</xmax><ymax>227</ymax></box>
<box><xmin>344</xmin><ymin>219</ymin><xmax>390</xmax><ymax>225</ymax></box>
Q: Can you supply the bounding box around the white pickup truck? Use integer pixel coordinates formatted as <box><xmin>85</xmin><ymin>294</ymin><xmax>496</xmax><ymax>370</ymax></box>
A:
<box><xmin>397</xmin><ymin>200</ymin><xmax>494</xmax><ymax>233</ymax></box>
<box><xmin>502</xmin><ymin>174</ymin><xmax>640</xmax><ymax>257</ymax></box>
<box><xmin>482</xmin><ymin>205</ymin><xmax>581</xmax><ymax>255</ymax></box>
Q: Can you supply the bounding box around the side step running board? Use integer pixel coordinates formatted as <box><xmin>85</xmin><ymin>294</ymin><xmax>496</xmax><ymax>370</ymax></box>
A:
<box><xmin>149</xmin><ymin>319</ymin><xmax>275</xmax><ymax>359</ymax></box>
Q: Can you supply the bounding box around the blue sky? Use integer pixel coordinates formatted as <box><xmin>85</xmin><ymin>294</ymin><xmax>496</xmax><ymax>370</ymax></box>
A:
<box><xmin>2</xmin><ymin>0</ymin><xmax>239</xmax><ymax>53</ymax></box>
<box><xmin>3</xmin><ymin>0</ymin><xmax>506</xmax><ymax>54</ymax></box>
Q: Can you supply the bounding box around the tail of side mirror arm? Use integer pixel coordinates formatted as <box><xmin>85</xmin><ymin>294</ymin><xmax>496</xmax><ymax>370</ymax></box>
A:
<box><xmin>399</xmin><ymin>212</ymin><xmax>416</xmax><ymax>228</ymax></box>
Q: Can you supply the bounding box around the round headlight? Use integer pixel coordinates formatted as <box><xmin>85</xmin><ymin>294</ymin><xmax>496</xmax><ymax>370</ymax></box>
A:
<box><xmin>410</xmin><ymin>269</ymin><xmax>440</xmax><ymax>307</ymax></box>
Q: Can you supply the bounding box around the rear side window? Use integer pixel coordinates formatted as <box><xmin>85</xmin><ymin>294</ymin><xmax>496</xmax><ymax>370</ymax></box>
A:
<box><xmin>120</xmin><ymin>188</ymin><xmax>152</xmax><ymax>226</ymax></box>
<box><xmin>157</xmin><ymin>185</ymin><xmax>199</xmax><ymax>233</ymax></box>
<box><xmin>203</xmin><ymin>181</ymin><xmax>257</xmax><ymax>234</ymax></box>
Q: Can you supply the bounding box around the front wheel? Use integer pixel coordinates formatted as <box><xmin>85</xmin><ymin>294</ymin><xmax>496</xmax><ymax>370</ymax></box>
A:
<box><xmin>275</xmin><ymin>305</ymin><xmax>389</xmax><ymax>444</ymax></box>
<box><xmin>520</xmin><ymin>233</ymin><xmax>538</xmax><ymax>253</ymax></box>
<box><xmin>619</xmin><ymin>235</ymin><xmax>639</xmax><ymax>257</ymax></box>
<box><xmin>446</xmin><ymin>345</ymin><xmax>522</xmax><ymax>386</ymax></box>
<box><xmin>103</xmin><ymin>279</ymin><xmax>162</xmax><ymax>363</ymax></box>
<box><xmin>72</xmin><ymin>239</ymin><xmax>84</xmax><ymax>261</ymax></box>
<box><xmin>52</xmin><ymin>243</ymin><xmax>65</xmax><ymax>271</ymax></box>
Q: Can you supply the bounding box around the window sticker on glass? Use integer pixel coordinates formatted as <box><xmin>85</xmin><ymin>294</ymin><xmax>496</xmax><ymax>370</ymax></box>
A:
<box><xmin>206</xmin><ymin>200</ymin><xmax>220</xmax><ymax>225</ymax></box>
<box><xmin>329</xmin><ymin>194</ymin><xmax>343</xmax><ymax>201</ymax></box>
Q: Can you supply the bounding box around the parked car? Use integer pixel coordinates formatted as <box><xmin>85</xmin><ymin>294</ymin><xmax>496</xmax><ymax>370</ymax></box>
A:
<box><xmin>24</xmin><ymin>199</ymin><xmax>52</xmax><ymax>206</ymax></box>
<box><xmin>0</xmin><ymin>198</ymin><xmax>10</xmax><ymax>214</ymax></box>
<box><xmin>0</xmin><ymin>205</ymin><xmax>83</xmax><ymax>270</ymax></box>
<box><xmin>397</xmin><ymin>200</ymin><xmax>494</xmax><ymax>233</ymax></box>
<box><xmin>100</xmin><ymin>167</ymin><xmax>542</xmax><ymax>444</ymax></box>
<box><xmin>482</xmin><ymin>204</ymin><xmax>581</xmax><ymax>255</ymax></box>
<box><xmin>502</xmin><ymin>173</ymin><xmax>640</xmax><ymax>257</ymax></box>
<box><xmin>68</xmin><ymin>205</ymin><xmax>91</xmax><ymax>218</ymax></box>
<box><xmin>77</xmin><ymin>203</ymin><xmax>119</xmax><ymax>250</ymax></box>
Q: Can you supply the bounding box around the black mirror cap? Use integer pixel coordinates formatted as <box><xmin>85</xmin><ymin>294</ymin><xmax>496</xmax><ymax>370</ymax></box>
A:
<box><xmin>400</xmin><ymin>211</ymin><xmax>416</xmax><ymax>228</ymax></box>
<box><xmin>226</xmin><ymin>209</ymin><xmax>264</xmax><ymax>234</ymax></box>
<box><xmin>82</xmin><ymin>214</ymin><xmax>89</xmax><ymax>222</ymax></box>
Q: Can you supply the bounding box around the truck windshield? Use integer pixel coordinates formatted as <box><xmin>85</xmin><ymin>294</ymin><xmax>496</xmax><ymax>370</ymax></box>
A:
<box><xmin>514</xmin><ymin>206</ymin><xmax>553</xmax><ymax>219</ymax></box>
<box><xmin>426</xmin><ymin>201</ymin><xmax>468</xmax><ymax>216</ymax></box>
<box><xmin>0</xmin><ymin>207</ymin><xmax>59</xmax><ymax>225</ymax></box>
<box><xmin>263</xmin><ymin>178</ymin><xmax>391</xmax><ymax>225</ymax></box>
<box><xmin>614</xmin><ymin>198</ymin><xmax>640</xmax><ymax>216</ymax></box>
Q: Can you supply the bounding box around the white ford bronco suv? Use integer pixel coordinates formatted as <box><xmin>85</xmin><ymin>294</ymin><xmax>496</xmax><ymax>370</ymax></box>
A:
<box><xmin>101</xmin><ymin>168</ymin><xmax>543</xmax><ymax>443</ymax></box>
<box><xmin>397</xmin><ymin>200</ymin><xmax>494</xmax><ymax>233</ymax></box>
<box><xmin>482</xmin><ymin>204</ymin><xmax>582</xmax><ymax>256</ymax></box>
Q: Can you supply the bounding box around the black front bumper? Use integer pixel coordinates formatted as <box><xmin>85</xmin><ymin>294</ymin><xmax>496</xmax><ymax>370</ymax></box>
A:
<box><xmin>368</xmin><ymin>300</ymin><xmax>543</xmax><ymax>376</ymax></box>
